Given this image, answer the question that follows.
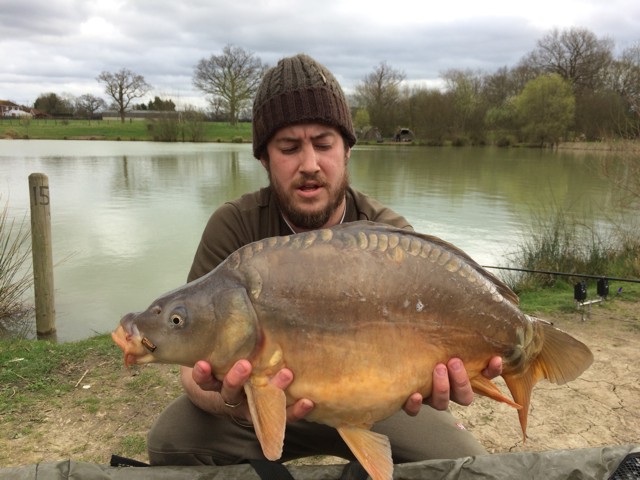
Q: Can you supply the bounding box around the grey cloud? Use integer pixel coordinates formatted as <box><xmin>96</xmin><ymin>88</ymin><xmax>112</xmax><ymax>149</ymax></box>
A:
<box><xmin>1</xmin><ymin>0</ymin><xmax>638</xmax><ymax>105</ymax></box>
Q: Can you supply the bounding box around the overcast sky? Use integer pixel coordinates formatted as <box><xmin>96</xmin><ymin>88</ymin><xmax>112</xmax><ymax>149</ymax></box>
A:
<box><xmin>1</xmin><ymin>0</ymin><xmax>639</xmax><ymax>108</ymax></box>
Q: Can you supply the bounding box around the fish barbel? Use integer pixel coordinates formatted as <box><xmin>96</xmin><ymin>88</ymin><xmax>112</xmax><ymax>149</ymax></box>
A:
<box><xmin>112</xmin><ymin>221</ymin><xmax>593</xmax><ymax>480</ymax></box>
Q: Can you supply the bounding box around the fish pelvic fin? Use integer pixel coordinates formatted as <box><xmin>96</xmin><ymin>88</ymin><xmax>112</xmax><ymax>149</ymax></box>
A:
<box><xmin>244</xmin><ymin>376</ymin><xmax>287</xmax><ymax>461</ymax></box>
<box><xmin>503</xmin><ymin>317</ymin><xmax>594</xmax><ymax>441</ymax></box>
<box><xmin>470</xmin><ymin>375</ymin><xmax>522</xmax><ymax>409</ymax></box>
<box><xmin>337</xmin><ymin>426</ymin><xmax>393</xmax><ymax>480</ymax></box>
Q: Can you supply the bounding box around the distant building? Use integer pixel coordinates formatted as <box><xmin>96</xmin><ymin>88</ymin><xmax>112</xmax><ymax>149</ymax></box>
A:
<box><xmin>1</xmin><ymin>100</ymin><xmax>31</xmax><ymax>117</ymax></box>
<box><xmin>102</xmin><ymin>110</ymin><xmax>180</xmax><ymax>121</ymax></box>
<box><xmin>3</xmin><ymin>108</ymin><xmax>31</xmax><ymax>118</ymax></box>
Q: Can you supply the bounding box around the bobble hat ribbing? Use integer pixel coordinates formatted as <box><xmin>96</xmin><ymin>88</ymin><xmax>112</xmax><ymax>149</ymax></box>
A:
<box><xmin>252</xmin><ymin>53</ymin><xmax>356</xmax><ymax>159</ymax></box>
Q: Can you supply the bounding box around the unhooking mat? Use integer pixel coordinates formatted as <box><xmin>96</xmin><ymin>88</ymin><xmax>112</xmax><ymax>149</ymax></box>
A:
<box><xmin>1</xmin><ymin>444</ymin><xmax>638</xmax><ymax>479</ymax></box>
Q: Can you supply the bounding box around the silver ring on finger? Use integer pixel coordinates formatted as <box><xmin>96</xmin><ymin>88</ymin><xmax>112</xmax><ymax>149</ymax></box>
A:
<box><xmin>224</xmin><ymin>399</ymin><xmax>242</xmax><ymax>408</ymax></box>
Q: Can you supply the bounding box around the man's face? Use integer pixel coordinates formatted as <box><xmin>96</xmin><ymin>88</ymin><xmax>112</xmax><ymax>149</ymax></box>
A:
<box><xmin>262</xmin><ymin>123</ymin><xmax>350</xmax><ymax>231</ymax></box>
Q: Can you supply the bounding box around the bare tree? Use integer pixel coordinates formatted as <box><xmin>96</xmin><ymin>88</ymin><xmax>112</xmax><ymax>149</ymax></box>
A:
<box><xmin>608</xmin><ymin>43</ymin><xmax>640</xmax><ymax>128</ymax></box>
<box><xmin>193</xmin><ymin>45</ymin><xmax>266</xmax><ymax>126</ymax></box>
<box><xmin>354</xmin><ymin>62</ymin><xmax>406</xmax><ymax>136</ymax></box>
<box><xmin>525</xmin><ymin>27</ymin><xmax>614</xmax><ymax>92</ymax></box>
<box><xmin>75</xmin><ymin>94</ymin><xmax>107</xmax><ymax>123</ymax></box>
<box><xmin>97</xmin><ymin>68</ymin><xmax>152</xmax><ymax>123</ymax></box>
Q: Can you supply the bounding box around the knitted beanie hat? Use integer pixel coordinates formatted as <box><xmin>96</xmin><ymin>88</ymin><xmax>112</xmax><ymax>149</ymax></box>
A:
<box><xmin>252</xmin><ymin>53</ymin><xmax>357</xmax><ymax>159</ymax></box>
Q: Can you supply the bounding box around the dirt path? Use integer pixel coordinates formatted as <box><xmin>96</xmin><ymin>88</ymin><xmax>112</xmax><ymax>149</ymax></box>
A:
<box><xmin>2</xmin><ymin>300</ymin><xmax>639</xmax><ymax>467</ymax></box>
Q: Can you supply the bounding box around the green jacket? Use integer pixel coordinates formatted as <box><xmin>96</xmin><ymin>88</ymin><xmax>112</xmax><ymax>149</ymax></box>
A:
<box><xmin>187</xmin><ymin>186</ymin><xmax>411</xmax><ymax>281</ymax></box>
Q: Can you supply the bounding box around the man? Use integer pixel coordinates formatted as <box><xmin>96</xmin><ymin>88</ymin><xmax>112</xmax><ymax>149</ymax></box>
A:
<box><xmin>147</xmin><ymin>53</ymin><xmax>501</xmax><ymax>466</ymax></box>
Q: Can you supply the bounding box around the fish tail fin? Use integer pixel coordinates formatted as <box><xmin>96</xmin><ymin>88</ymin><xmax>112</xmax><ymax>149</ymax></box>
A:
<box><xmin>503</xmin><ymin>317</ymin><xmax>593</xmax><ymax>441</ymax></box>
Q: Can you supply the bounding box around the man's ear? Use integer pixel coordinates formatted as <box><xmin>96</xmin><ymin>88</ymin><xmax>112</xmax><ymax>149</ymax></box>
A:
<box><xmin>259</xmin><ymin>157</ymin><xmax>268</xmax><ymax>169</ymax></box>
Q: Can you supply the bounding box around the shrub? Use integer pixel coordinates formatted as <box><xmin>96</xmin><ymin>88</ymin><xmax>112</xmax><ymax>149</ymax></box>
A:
<box><xmin>0</xmin><ymin>200</ymin><xmax>34</xmax><ymax>338</ymax></box>
<box><xmin>509</xmin><ymin>204</ymin><xmax>640</xmax><ymax>291</ymax></box>
<box><xmin>3</xmin><ymin>129</ymin><xmax>21</xmax><ymax>139</ymax></box>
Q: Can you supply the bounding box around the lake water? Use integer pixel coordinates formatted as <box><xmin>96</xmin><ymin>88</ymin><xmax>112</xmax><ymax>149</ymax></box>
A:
<box><xmin>0</xmin><ymin>140</ymin><xmax>634</xmax><ymax>341</ymax></box>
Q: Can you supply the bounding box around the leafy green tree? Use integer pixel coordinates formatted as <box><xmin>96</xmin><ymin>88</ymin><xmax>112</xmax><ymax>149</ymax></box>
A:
<box><xmin>193</xmin><ymin>44</ymin><xmax>266</xmax><ymax>126</ymax></box>
<box><xmin>515</xmin><ymin>74</ymin><xmax>575</xmax><ymax>146</ymax></box>
<box><xmin>353</xmin><ymin>108</ymin><xmax>370</xmax><ymax>131</ymax></box>
<box><xmin>97</xmin><ymin>68</ymin><xmax>152</xmax><ymax>123</ymax></box>
<box><xmin>485</xmin><ymin>98</ymin><xmax>519</xmax><ymax>142</ymax></box>
<box><xmin>355</xmin><ymin>62</ymin><xmax>405</xmax><ymax>136</ymax></box>
<box><xmin>441</xmin><ymin>69</ymin><xmax>487</xmax><ymax>144</ymax></box>
<box><xmin>33</xmin><ymin>92</ymin><xmax>74</xmax><ymax>117</ymax></box>
<box><xmin>148</xmin><ymin>96</ymin><xmax>176</xmax><ymax>111</ymax></box>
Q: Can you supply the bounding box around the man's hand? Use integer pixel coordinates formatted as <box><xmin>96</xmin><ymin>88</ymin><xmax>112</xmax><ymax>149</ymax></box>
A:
<box><xmin>190</xmin><ymin>360</ymin><xmax>314</xmax><ymax>423</ymax></box>
<box><xmin>403</xmin><ymin>356</ymin><xmax>503</xmax><ymax>416</ymax></box>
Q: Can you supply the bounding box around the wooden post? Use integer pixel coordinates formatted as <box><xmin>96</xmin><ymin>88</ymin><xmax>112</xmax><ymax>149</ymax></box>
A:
<box><xmin>28</xmin><ymin>173</ymin><xmax>56</xmax><ymax>337</ymax></box>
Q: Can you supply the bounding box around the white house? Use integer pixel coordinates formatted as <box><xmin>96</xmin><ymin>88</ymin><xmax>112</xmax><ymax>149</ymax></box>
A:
<box><xmin>3</xmin><ymin>108</ymin><xmax>31</xmax><ymax>118</ymax></box>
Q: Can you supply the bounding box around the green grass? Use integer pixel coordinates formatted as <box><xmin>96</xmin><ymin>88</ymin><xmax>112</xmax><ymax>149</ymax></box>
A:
<box><xmin>0</xmin><ymin>334</ymin><xmax>120</xmax><ymax>415</ymax></box>
<box><xmin>0</xmin><ymin>118</ymin><xmax>253</xmax><ymax>142</ymax></box>
<box><xmin>119</xmin><ymin>434</ymin><xmax>147</xmax><ymax>456</ymax></box>
<box><xmin>517</xmin><ymin>279</ymin><xmax>640</xmax><ymax>315</ymax></box>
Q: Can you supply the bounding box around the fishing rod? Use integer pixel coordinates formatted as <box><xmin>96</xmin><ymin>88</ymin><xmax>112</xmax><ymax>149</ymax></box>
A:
<box><xmin>481</xmin><ymin>266</ymin><xmax>640</xmax><ymax>284</ymax></box>
<box><xmin>482</xmin><ymin>265</ymin><xmax>640</xmax><ymax>303</ymax></box>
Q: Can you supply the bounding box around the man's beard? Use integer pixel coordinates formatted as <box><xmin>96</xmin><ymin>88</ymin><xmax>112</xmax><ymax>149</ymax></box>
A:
<box><xmin>269</xmin><ymin>169</ymin><xmax>350</xmax><ymax>230</ymax></box>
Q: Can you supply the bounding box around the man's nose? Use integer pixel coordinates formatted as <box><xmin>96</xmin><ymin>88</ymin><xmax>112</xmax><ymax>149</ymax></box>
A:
<box><xmin>298</xmin><ymin>144</ymin><xmax>321</xmax><ymax>173</ymax></box>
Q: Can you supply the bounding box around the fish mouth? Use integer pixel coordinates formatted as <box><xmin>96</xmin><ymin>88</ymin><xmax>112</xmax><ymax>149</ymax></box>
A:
<box><xmin>111</xmin><ymin>322</ymin><xmax>156</xmax><ymax>367</ymax></box>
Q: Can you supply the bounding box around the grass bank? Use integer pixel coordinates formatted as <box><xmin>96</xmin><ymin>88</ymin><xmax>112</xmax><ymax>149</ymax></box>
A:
<box><xmin>0</xmin><ymin>333</ymin><xmax>183</xmax><ymax>464</ymax></box>
<box><xmin>1</xmin><ymin>118</ymin><xmax>253</xmax><ymax>143</ymax></box>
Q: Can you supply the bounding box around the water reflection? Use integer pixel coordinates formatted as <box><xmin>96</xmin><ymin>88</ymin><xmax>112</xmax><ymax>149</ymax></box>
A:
<box><xmin>0</xmin><ymin>140</ymin><xmax>635</xmax><ymax>341</ymax></box>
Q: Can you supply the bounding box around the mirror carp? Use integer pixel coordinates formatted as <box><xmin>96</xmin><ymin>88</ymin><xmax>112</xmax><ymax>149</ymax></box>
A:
<box><xmin>112</xmin><ymin>221</ymin><xmax>593</xmax><ymax>480</ymax></box>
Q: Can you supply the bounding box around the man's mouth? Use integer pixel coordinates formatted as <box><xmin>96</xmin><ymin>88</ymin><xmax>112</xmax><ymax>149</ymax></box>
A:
<box><xmin>299</xmin><ymin>183</ymin><xmax>320</xmax><ymax>192</ymax></box>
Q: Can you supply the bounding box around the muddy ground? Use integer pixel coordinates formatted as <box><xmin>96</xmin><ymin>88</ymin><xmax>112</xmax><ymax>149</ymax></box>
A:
<box><xmin>1</xmin><ymin>299</ymin><xmax>639</xmax><ymax>468</ymax></box>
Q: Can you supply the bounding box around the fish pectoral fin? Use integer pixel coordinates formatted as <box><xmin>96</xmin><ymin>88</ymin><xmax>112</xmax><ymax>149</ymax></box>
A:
<box><xmin>244</xmin><ymin>377</ymin><xmax>286</xmax><ymax>461</ymax></box>
<box><xmin>470</xmin><ymin>375</ymin><xmax>522</xmax><ymax>409</ymax></box>
<box><xmin>337</xmin><ymin>426</ymin><xmax>393</xmax><ymax>480</ymax></box>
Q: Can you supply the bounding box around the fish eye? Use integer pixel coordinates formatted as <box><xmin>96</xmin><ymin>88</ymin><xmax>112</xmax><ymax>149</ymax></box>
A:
<box><xmin>168</xmin><ymin>307</ymin><xmax>187</xmax><ymax>328</ymax></box>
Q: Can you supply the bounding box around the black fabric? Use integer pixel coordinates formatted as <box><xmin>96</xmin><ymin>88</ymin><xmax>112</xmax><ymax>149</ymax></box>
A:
<box><xmin>248</xmin><ymin>459</ymin><xmax>295</xmax><ymax>480</ymax></box>
<box><xmin>608</xmin><ymin>451</ymin><xmax>640</xmax><ymax>479</ymax></box>
<box><xmin>109</xmin><ymin>455</ymin><xmax>149</xmax><ymax>467</ymax></box>
<box><xmin>340</xmin><ymin>461</ymin><xmax>369</xmax><ymax>480</ymax></box>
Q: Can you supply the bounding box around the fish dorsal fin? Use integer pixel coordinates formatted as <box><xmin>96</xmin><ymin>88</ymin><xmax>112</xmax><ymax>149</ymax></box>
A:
<box><xmin>470</xmin><ymin>375</ymin><xmax>522</xmax><ymax>409</ymax></box>
<box><xmin>244</xmin><ymin>376</ymin><xmax>287</xmax><ymax>461</ymax></box>
<box><xmin>337</xmin><ymin>426</ymin><xmax>393</xmax><ymax>480</ymax></box>
<box><xmin>502</xmin><ymin>318</ymin><xmax>593</xmax><ymax>441</ymax></box>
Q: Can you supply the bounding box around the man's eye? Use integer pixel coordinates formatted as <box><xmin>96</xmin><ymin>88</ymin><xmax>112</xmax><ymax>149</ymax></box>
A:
<box><xmin>315</xmin><ymin>144</ymin><xmax>331</xmax><ymax>150</ymax></box>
